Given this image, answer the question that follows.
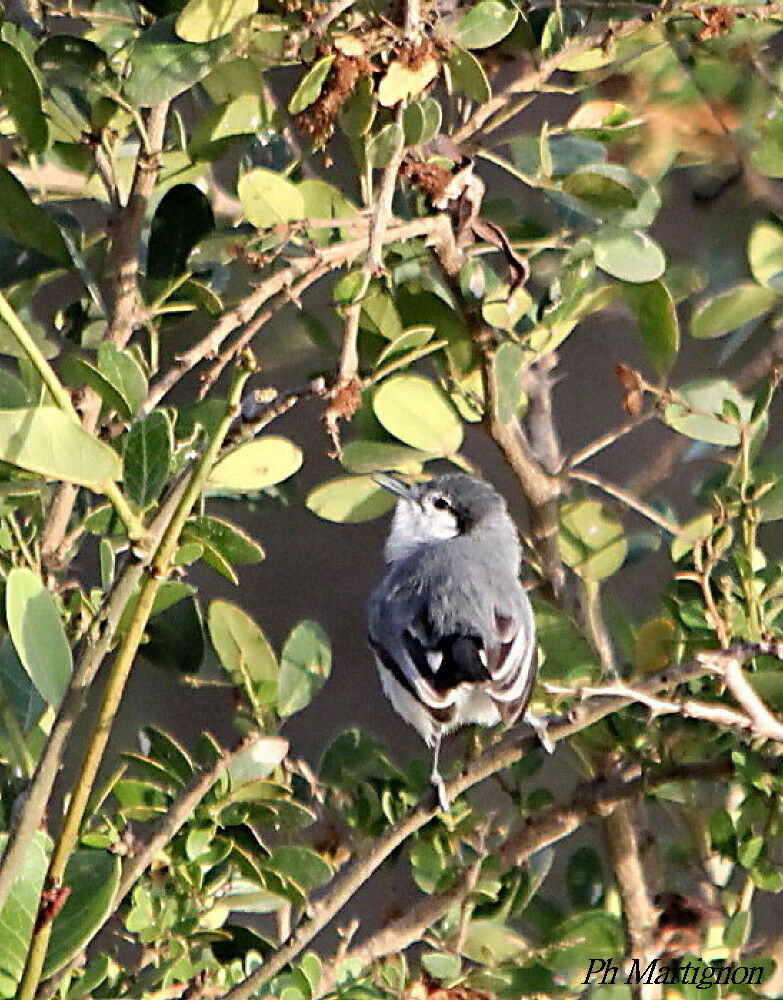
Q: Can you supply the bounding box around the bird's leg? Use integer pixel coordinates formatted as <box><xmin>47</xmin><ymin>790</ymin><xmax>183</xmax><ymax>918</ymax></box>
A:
<box><xmin>525</xmin><ymin>709</ymin><xmax>555</xmax><ymax>754</ymax></box>
<box><xmin>431</xmin><ymin>730</ymin><xmax>449</xmax><ymax>811</ymax></box>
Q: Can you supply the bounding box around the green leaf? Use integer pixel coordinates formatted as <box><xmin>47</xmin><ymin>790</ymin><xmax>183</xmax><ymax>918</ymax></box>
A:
<box><xmin>305</xmin><ymin>475</ymin><xmax>395</xmax><ymax>523</ymax></box>
<box><xmin>183</xmin><ymin>515</ymin><xmax>264</xmax><ymax>566</ymax></box>
<box><xmin>0</xmin><ymin>166</ymin><xmax>70</xmax><ymax>265</ymax></box>
<box><xmin>689</xmin><ymin>283</ymin><xmax>776</xmax><ymax>339</ymax></box>
<box><xmin>43</xmin><ymin>849</ymin><xmax>121</xmax><ymax>977</ymax></box>
<box><xmin>96</xmin><ymin>343</ymin><xmax>148</xmax><ymax>418</ymax></box>
<box><xmin>402</xmin><ymin>97</ymin><xmax>442</xmax><ymax>147</ymax></box>
<box><xmin>238</xmin><ymin>168</ymin><xmax>306</xmax><ymax>229</ymax></box>
<box><xmin>189</xmin><ymin>92</ymin><xmax>267</xmax><ymax>160</ymax></box>
<box><xmin>367</xmin><ymin>123</ymin><xmax>404</xmax><ymax>168</ymax></box>
<box><xmin>533</xmin><ymin>599</ymin><xmax>597</xmax><ymax>682</ymax></box>
<box><xmin>338</xmin><ymin>76</ymin><xmax>375</xmax><ymax>137</ymax></box>
<box><xmin>451</xmin><ymin>1</ymin><xmax>518</xmax><ymax>49</ymax></box>
<box><xmin>561</xmin><ymin>164</ymin><xmax>645</xmax><ymax>215</ymax></box>
<box><xmin>622</xmin><ymin>280</ymin><xmax>679</xmax><ymax>374</ymax></box>
<box><xmin>592</xmin><ymin>227</ymin><xmax>665</xmax><ymax>283</ymax></box>
<box><xmin>0</xmin><ymin>634</ymin><xmax>45</xmax><ymax>732</ymax></box>
<box><xmin>462</xmin><ymin>919</ymin><xmax>527</xmax><ymax>964</ymax></box>
<box><xmin>492</xmin><ymin>341</ymin><xmax>527</xmax><ymax>423</ymax></box>
<box><xmin>445</xmin><ymin>47</ymin><xmax>490</xmax><ymax>103</ymax></box>
<box><xmin>123</xmin><ymin>410</ymin><xmax>173</xmax><ymax>511</ymax></box>
<box><xmin>265</xmin><ymin>846</ymin><xmax>333</xmax><ymax>892</ymax></box>
<box><xmin>277</xmin><ymin>620</ymin><xmax>332</xmax><ymax>717</ymax></box>
<box><xmin>0</xmin><ymin>407</ymin><xmax>120</xmax><ymax>489</ymax></box>
<box><xmin>558</xmin><ymin>500</ymin><xmax>628</xmax><ymax>581</ymax></box>
<box><xmin>6</xmin><ymin>567</ymin><xmax>73</xmax><ymax>707</ymax></box>
<box><xmin>147</xmin><ymin>184</ymin><xmax>215</xmax><ymax>281</ymax></box>
<box><xmin>0</xmin><ymin>370</ymin><xmax>28</xmax><ymax>408</ymax></box>
<box><xmin>373</xmin><ymin>374</ymin><xmax>463</xmax><ymax>455</ymax></box>
<box><xmin>0</xmin><ymin>42</ymin><xmax>48</xmax><ymax>154</ymax></box>
<box><xmin>288</xmin><ymin>56</ymin><xmax>334</xmax><ymax>114</ymax></box>
<box><xmin>378</xmin><ymin>56</ymin><xmax>439</xmax><ymax>108</ymax></box>
<box><xmin>748</xmin><ymin>220</ymin><xmax>783</xmax><ymax>291</ymax></box>
<box><xmin>421</xmin><ymin>953</ymin><xmax>461</xmax><ymax>983</ymax></box>
<box><xmin>670</xmin><ymin>511</ymin><xmax>712</xmax><ymax>563</ymax></box>
<box><xmin>124</xmin><ymin>17</ymin><xmax>228</xmax><ymax>106</ymax></box>
<box><xmin>0</xmin><ymin>832</ymin><xmax>50</xmax><ymax>997</ymax></box>
<box><xmin>663</xmin><ymin>378</ymin><xmax>752</xmax><ymax>446</ymax></box>
<box><xmin>339</xmin><ymin>440</ymin><xmax>427</xmax><ymax>474</ymax></box>
<box><xmin>375</xmin><ymin>325</ymin><xmax>436</xmax><ymax>366</ymax></box>
<box><xmin>144</xmin><ymin>726</ymin><xmax>195</xmax><ymax>782</ymax></box>
<box><xmin>227</xmin><ymin>736</ymin><xmax>288</xmax><ymax>786</ymax></box>
<box><xmin>143</xmin><ymin>596</ymin><xmax>205</xmax><ymax>673</ymax></box>
<box><xmin>175</xmin><ymin>0</ymin><xmax>256</xmax><ymax>42</ymax></box>
<box><xmin>208</xmin><ymin>436</ymin><xmax>303</xmax><ymax>492</ymax></box>
<box><xmin>298</xmin><ymin>179</ymin><xmax>357</xmax><ymax>246</ymax></box>
<box><xmin>482</xmin><ymin>284</ymin><xmax>533</xmax><ymax>331</ymax></box>
<box><xmin>34</xmin><ymin>35</ymin><xmax>109</xmax><ymax>87</ymax></box>
<box><xmin>208</xmin><ymin>599</ymin><xmax>277</xmax><ymax>691</ymax></box>
<box><xmin>566</xmin><ymin>845</ymin><xmax>603</xmax><ymax>908</ymax></box>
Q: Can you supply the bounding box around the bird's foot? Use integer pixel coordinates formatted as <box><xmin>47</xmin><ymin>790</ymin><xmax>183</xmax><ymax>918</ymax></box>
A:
<box><xmin>525</xmin><ymin>710</ymin><xmax>556</xmax><ymax>754</ymax></box>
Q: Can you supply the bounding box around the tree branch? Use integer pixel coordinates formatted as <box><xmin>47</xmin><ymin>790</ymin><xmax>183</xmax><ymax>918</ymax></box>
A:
<box><xmin>214</xmin><ymin>653</ymin><xmax>737</xmax><ymax>1000</ymax></box>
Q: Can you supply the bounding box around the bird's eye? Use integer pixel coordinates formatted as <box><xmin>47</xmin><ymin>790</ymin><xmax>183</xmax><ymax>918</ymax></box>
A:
<box><xmin>431</xmin><ymin>496</ymin><xmax>450</xmax><ymax>512</ymax></box>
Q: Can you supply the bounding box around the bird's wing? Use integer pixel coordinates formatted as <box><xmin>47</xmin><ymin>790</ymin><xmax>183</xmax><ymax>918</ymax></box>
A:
<box><xmin>369</xmin><ymin>585</ymin><xmax>537</xmax><ymax>720</ymax></box>
<box><xmin>483</xmin><ymin>596</ymin><xmax>537</xmax><ymax>724</ymax></box>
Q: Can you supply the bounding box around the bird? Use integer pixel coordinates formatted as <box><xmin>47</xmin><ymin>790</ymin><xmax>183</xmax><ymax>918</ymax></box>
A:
<box><xmin>367</xmin><ymin>472</ymin><xmax>538</xmax><ymax>810</ymax></box>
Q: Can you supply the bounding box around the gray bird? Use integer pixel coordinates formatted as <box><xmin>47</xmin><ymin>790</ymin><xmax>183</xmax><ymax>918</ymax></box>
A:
<box><xmin>367</xmin><ymin>472</ymin><xmax>538</xmax><ymax>810</ymax></box>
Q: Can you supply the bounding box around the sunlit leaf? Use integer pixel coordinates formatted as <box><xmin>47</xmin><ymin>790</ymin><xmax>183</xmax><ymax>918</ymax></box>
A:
<box><xmin>124</xmin><ymin>17</ymin><xmax>228</xmax><ymax>105</ymax></box>
<box><xmin>207</xmin><ymin>600</ymin><xmax>277</xmax><ymax>695</ymax></box>
<box><xmin>6</xmin><ymin>567</ymin><xmax>73</xmax><ymax>707</ymax></box>
<box><xmin>378</xmin><ymin>58</ymin><xmax>439</xmax><ymax>108</ymax></box>
<box><xmin>174</xmin><ymin>0</ymin><xmax>256</xmax><ymax>42</ymax></box>
<box><xmin>288</xmin><ymin>56</ymin><xmax>334</xmax><ymax>114</ymax></box>
<box><xmin>558</xmin><ymin>500</ymin><xmax>628</xmax><ymax>581</ymax></box>
<box><xmin>592</xmin><ymin>228</ymin><xmax>665</xmax><ymax>283</ymax></box>
<box><xmin>689</xmin><ymin>283</ymin><xmax>775</xmax><ymax>339</ymax></box>
<box><xmin>373</xmin><ymin>374</ymin><xmax>463</xmax><ymax>455</ymax></box>
<box><xmin>451</xmin><ymin>1</ymin><xmax>517</xmax><ymax>49</ymax></box>
<box><xmin>306</xmin><ymin>475</ymin><xmax>395</xmax><ymax>523</ymax></box>
<box><xmin>238</xmin><ymin>168</ymin><xmax>306</xmax><ymax>229</ymax></box>
<box><xmin>277</xmin><ymin>620</ymin><xmax>332</xmax><ymax>716</ymax></box>
<box><xmin>0</xmin><ymin>832</ymin><xmax>50</xmax><ymax>997</ymax></box>
<box><xmin>748</xmin><ymin>220</ymin><xmax>783</xmax><ymax>291</ymax></box>
<box><xmin>208</xmin><ymin>437</ymin><xmax>303</xmax><ymax>492</ymax></box>
<box><xmin>663</xmin><ymin>379</ymin><xmax>752</xmax><ymax>446</ymax></box>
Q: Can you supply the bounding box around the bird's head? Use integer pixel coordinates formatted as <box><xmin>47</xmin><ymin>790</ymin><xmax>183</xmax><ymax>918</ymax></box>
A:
<box><xmin>374</xmin><ymin>472</ymin><xmax>508</xmax><ymax>562</ymax></box>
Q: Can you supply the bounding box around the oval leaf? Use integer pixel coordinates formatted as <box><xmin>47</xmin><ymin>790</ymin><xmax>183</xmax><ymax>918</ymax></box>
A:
<box><xmin>452</xmin><ymin>1</ymin><xmax>518</xmax><ymax>49</ymax></box>
<box><xmin>663</xmin><ymin>378</ymin><xmax>752</xmax><ymax>446</ymax></box>
<box><xmin>367</xmin><ymin>122</ymin><xmax>404</xmax><ymax>168</ymax></box>
<box><xmin>0</xmin><ymin>165</ymin><xmax>70</xmax><ymax>265</ymax></box>
<box><xmin>207</xmin><ymin>599</ymin><xmax>277</xmax><ymax>689</ymax></box>
<box><xmin>748</xmin><ymin>220</ymin><xmax>783</xmax><ymax>291</ymax></box>
<box><xmin>689</xmin><ymin>283</ymin><xmax>776</xmax><ymax>339</ymax></box>
<box><xmin>445</xmin><ymin>47</ymin><xmax>490</xmax><ymax>103</ymax></box>
<box><xmin>0</xmin><ymin>832</ymin><xmax>50</xmax><ymax>996</ymax></box>
<box><xmin>43</xmin><ymin>849</ymin><xmax>121</xmax><ymax>977</ymax></box>
<box><xmin>277</xmin><ymin>620</ymin><xmax>332</xmax><ymax>716</ymax></box>
<box><xmin>237</xmin><ymin>168</ymin><xmax>306</xmax><ymax>229</ymax></box>
<box><xmin>0</xmin><ymin>407</ymin><xmax>120</xmax><ymax>490</ymax></box>
<box><xmin>373</xmin><ymin>374</ymin><xmax>463</xmax><ymax>455</ymax></box>
<box><xmin>175</xmin><ymin>0</ymin><xmax>256</xmax><ymax>43</ymax></box>
<box><xmin>288</xmin><ymin>56</ymin><xmax>334</xmax><ymax>114</ymax></box>
<box><xmin>147</xmin><ymin>183</ymin><xmax>215</xmax><ymax>281</ymax></box>
<box><xmin>622</xmin><ymin>280</ymin><xmax>679</xmax><ymax>374</ymax></box>
<box><xmin>592</xmin><ymin>228</ymin><xmax>665</xmax><ymax>283</ymax></box>
<box><xmin>558</xmin><ymin>500</ymin><xmax>628</xmax><ymax>581</ymax></box>
<box><xmin>123</xmin><ymin>410</ymin><xmax>173</xmax><ymax>511</ymax></box>
<box><xmin>378</xmin><ymin>58</ymin><xmax>439</xmax><ymax>108</ymax></box>
<box><xmin>6</xmin><ymin>567</ymin><xmax>73</xmax><ymax>707</ymax></box>
<box><xmin>208</xmin><ymin>436</ymin><xmax>303</xmax><ymax>492</ymax></box>
<box><xmin>0</xmin><ymin>41</ymin><xmax>48</xmax><ymax>154</ymax></box>
<box><xmin>306</xmin><ymin>475</ymin><xmax>395</xmax><ymax>523</ymax></box>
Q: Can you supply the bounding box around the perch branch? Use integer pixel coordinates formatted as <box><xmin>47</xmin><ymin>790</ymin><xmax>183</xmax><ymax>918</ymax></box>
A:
<box><xmin>215</xmin><ymin>651</ymin><xmax>749</xmax><ymax>1000</ymax></box>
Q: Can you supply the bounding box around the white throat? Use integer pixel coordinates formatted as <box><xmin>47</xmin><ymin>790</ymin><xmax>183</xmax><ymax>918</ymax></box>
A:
<box><xmin>384</xmin><ymin>499</ymin><xmax>459</xmax><ymax>563</ymax></box>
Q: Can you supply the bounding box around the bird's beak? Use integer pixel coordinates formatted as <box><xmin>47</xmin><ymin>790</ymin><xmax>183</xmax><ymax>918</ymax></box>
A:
<box><xmin>372</xmin><ymin>472</ymin><xmax>415</xmax><ymax>499</ymax></box>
